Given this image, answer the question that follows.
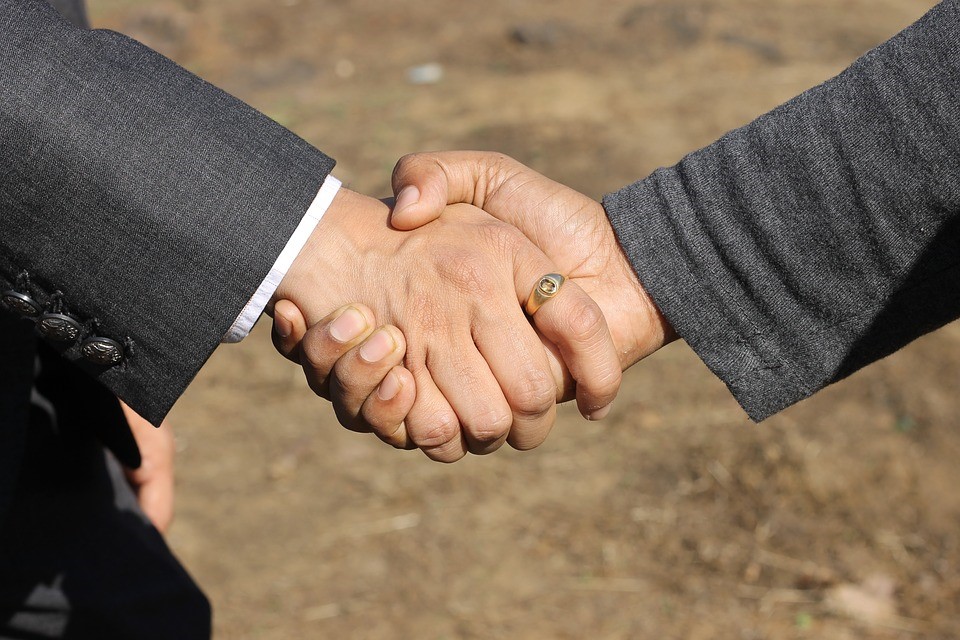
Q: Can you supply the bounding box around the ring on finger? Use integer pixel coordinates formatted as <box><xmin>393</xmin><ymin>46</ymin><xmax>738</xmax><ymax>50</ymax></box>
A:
<box><xmin>525</xmin><ymin>273</ymin><xmax>566</xmax><ymax>316</ymax></box>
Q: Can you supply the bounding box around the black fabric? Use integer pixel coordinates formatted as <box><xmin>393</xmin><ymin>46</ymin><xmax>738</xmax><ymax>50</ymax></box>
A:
<box><xmin>0</xmin><ymin>0</ymin><xmax>335</xmax><ymax>425</ymax></box>
<box><xmin>0</xmin><ymin>316</ymin><xmax>34</xmax><ymax>525</ymax></box>
<box><xmin>2</xmin><ymin>0</ymin><xmax>335</xmax><ymax>634</ymax></box>
<box><xmin>604</xmin><ymin>0</ymin><xmax>960</xmax><ymax>420</ymax></box>
<box><xmin>0</xmin><ymin>410</ymin><xmax>210</xmax><ymax>640</ymax></box>
<box><xmin>32</xmin><ymin>342</ymin><xmax>140</xmax><ymax>470</ymax></box>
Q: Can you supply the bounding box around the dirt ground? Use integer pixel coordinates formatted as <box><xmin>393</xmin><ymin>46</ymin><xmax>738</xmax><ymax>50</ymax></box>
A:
<box><xmin>89</xmin><ymin>0</ymin><xmax>959</xmax><ymax>637</ymax></box>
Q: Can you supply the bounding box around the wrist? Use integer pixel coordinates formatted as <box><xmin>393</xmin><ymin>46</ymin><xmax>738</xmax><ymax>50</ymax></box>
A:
<box><xmin>274</xmin><ymin>189</ymin><xmax>350</xmax><ymax>322</ymax></box>
<box><xmin>637</xmin><ymin>279</ymin><xmax>677</xmax><ymax>350</ymax></box>
<box><xmin>272</xmin><ymin>189</ymin><xmax>390</xmax><ymax>326</ymax></box>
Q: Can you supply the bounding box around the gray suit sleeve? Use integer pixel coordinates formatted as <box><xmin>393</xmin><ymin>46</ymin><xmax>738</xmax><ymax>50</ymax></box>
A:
<box><xmin>0</xmin><ymin>0</ymin><xmax>336</xmax><ymax>424</ymax></box>
<box><xmin>603</xmin><ymin>0</ymin><xmax>960</xmax><ymax>420</ymax></box>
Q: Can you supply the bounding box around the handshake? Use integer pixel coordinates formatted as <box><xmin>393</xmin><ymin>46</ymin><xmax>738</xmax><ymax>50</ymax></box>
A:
<box><xmin>267</xmin><ymin>151</ymin><xmax>676</xmax><ymax>463</ymax></box>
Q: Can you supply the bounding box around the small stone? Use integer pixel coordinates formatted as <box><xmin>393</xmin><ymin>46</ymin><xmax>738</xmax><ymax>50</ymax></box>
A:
<box><xmin>335</xmin><ymin>58</ymin><xmax>355</xmax><ymax>79</ymax></box>
<box><xmin>510</xmin><ymin>21</ymin><xmax>569</xmax><ymax>48</ymax></box>
<box><xmin>824</xmin><ymin>575</ymin><xmax>898</xmax><ymax>624</ymax></box>
<box><xmin>407</xmin><ymin>63</ymin><xmax>444</xmax><ymax>85</ymax></box>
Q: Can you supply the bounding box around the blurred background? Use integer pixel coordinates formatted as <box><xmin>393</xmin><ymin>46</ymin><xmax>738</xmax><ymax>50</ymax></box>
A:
<box><xmin>90</xmin><ymin>0</ymin><xmax>958</xmax><ymax>637</ymax></box>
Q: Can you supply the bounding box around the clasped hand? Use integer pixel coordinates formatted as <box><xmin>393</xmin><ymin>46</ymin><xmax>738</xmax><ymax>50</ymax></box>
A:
<box><xmin>270</xmin><ymin>186</ymin><xmax>623</xmax><ymax>462</ymax></box>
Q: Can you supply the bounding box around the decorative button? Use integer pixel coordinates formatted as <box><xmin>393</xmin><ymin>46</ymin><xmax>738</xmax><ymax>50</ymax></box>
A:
<box><xmin>37</xmin><ymin>312</ymin><xmax>83</xmax><ymax>343</ymax></box>
<box><xmin>80</xmin><ymin>337</ymin><xmax>125</xmax><ymax>366</ymax></box>
<box><xmin>2</xmin><ymin>290</ymin><xmax>42</xmax><ymax>318</ymax></box>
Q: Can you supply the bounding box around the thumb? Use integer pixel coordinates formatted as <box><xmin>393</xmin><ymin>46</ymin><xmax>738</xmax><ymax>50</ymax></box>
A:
<box><xmin>390</xmin><ymin>184</ymin><xmax>442</xmax><ymax>231</ymax></box>
<box><xmin>390</xmin><ymin>153</ymin><xmax>453</xmax><ymax>230</ymax></box>
<box><xmin>271</xmin><ymin>299</ymin><xmax>309</xmax><ymax>363</ymax></box>
<box><xmin>390</xmin><ymin>151</ymin><xmax>510</xmax><ymax>230</ymax></box>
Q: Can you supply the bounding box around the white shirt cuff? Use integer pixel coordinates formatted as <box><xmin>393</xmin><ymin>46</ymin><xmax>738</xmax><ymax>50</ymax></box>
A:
<box><xmin>222</xmin><ymin>175</ymin><xmax>342</xmax><ymax>343</ymax></box>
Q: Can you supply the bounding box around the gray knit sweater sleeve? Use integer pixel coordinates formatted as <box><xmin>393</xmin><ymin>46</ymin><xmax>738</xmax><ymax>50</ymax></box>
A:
<box><xmin>603</xmin><ymin>0</ymin><xmax>960</xmax><ymax>421</ymax></box>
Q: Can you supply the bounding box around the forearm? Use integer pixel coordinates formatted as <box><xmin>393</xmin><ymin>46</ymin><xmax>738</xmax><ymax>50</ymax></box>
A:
<box><xmin>604</xmin><ymin>0</ymin><xmax>960</xmax><ymax>420</ymax></box>
<box><xmin>0</xmin><ymin>0</ymin><xmax>335</xmax><ymax>423</ymax></box>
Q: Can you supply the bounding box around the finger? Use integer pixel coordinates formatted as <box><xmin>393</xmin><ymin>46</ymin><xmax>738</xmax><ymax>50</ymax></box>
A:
<box><xmin>538</xmin><ymin>328</ymin><xmax>577</xmax><ymax>403</ymax></box>
<box><xmin>504</xmin><ymin>236</ymin><xmax>621</xmax><ymax>418</ymax></box>
<box><xmin>327</xmin><ymin>325</ymin><xmax>410</xmax><ymax>432</ymax></box>
<box><xmin>119</xmin><ymin>401</ymin><xmax>176</xmax><ymax>533</ymax></box>
<box><xmin>135</xmin><ymin>466</ymin><xmax>175</xmax><ymax>534</ymax></box>
<box><xmin>362</xmin><ymin>366</ymin><xmax>417</xmax><ymax>449</ymax></box>
<box><xmin>403</xmin><ymin>359</ymin><xmax>469</xmax><ymax>463</ymax></box>
<box><xmin>299</xmin><ymin>305</ymin><xmax>376</xmax><ymax>401</ymax></box>
<box><xmin>427</xmin><ymin>332</ymin><xmax>514</xmax><ymax>456</ymax></box>
<box><xmin>272</xmin><ymin>299</ymin><xmax>309</xmax><ymax>363</ymax></box>
<box><xmin>390</xmin><ymin>151</ymin><xmax>514</xmax><ymax>230</ymax></box>
<box><xmin>473</xmin><ymin>305</ymin><xmax>559</xmax><ymax>452</ymax></box>
<box><xmin>516</xmin><ymin>268</ymin><xmax>622</xmax><ymax>420</ymax></box>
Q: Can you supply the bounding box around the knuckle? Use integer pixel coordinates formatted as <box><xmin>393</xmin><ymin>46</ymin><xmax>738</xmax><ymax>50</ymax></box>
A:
<box><xmin>392</xmin><ymin>155</ymin><xmax>414</xmax><ymax>183</ymax></box>
<box><xmin>396</xmin><ymin>152</ymin><xmax>418</xmax><ymax>165</ymax></box>
<box><xmin>395</xmin><ymin>152</ymin><xmax>423</xmax><ymax>170</ymax></box>
<box><xmin>300</xmin><ymin>331</ymin><xmax>334</xmax><ymax>373</ymax></box>
<box><xmin>464</xmin><ymin>410</ymin><xmax>512</xmax><ymax>445</ymax></box>
<box><xmin>564</xmin><ymin>300</ymin><xmax>607</xmax><ymax>342</ymax></box>
<box><xmin>485</xmin><ymin>154</ymin><xmax>524</xmax><ymax>197</ymax></box>
<box><xmin>330</xmin><ymin>358</ymin><xmax>364</xmax><ymax>397</ymax></box>
<box><xmin>412</xmin><ymin>410</ymin><xmax>460</xmax><ymax>449</ymax></box>
<box><xmin>393</xmin><ymin>152</ymin><xmax>442</xmax><ymax>181</ymax></box>
<box><xmin>480</xmin><ymin>221</ymin><xmax>524</xmax><ymax>256</ymax></box>
<box><xmin>508</xmin><ymin>369</ymin><xmax>555</xmax><ymax>418</ymax></box>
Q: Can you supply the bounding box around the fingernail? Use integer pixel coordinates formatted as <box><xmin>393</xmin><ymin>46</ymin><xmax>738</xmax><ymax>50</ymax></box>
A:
<box><xmin>329</xmin><ymin>307</ymin><xmax>367</xmax><ymax>343</ymax></box>
<box><xmin>587</xmin><ymin>403</ymin><xmax>612</xmax><ymax>421</ymax></box>
<box><xmin>377</xmin><ymin>371</ymin><xmax>401</xmax><ymax>401</ymax></box>
<box><xmin>359</xmin><ymin>329</ymin><xmax>396</xmax><ymax>363</ymax></box>
<box><xmin>394</xmin><ymin>185</ymin><xmax>419</xmax><ymax>213</ymax></box>
<box><xmin>275</xmin><ymin>312</ymin><xmax>293</xmax><ymax>339</ymax></box>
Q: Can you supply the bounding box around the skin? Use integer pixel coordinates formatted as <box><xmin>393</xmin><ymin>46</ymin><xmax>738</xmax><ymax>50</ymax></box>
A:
<box><xmin>271</xmin><ymin>189</ymin><xmax>622</xmax><ymax>462</ymax></box>
<box><xmin>121</xmin><ymin>303</ymin><xmax>416</xmax><ymax>533</ymax></box>
<box><xmin>388</xmin><ymin>151</ymin><xmax>677</xmax><ymax>370</ymax></box>
<box><xmin>271</xmin><ymin>153</ymin><xmax>676</xmax><ymax>456</ymax></box>
<box><xmin>272</xmin><ymin>299</ymin><xmax>418</xmax><ymax>449</ymax></box>
<box><xmin>120</xmin><ymin>401</ymin><xmax>175</xmax><ymax>534</ymax></box>
<box><xmin>119</xmin><ymin>162</ymin><xmax>641</xmax><ymax>529</ymax></box>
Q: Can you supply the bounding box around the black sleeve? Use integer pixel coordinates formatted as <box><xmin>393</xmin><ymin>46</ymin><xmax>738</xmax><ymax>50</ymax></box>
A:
<box><xmin>603</xmin><ymin>0</ymin><xmax>960</xmax><ymax>420</ymax></box>
<box><xmin>0</xmin><ymin>0</ymin><xmax>335</xmax><ymax>424</ymax></box>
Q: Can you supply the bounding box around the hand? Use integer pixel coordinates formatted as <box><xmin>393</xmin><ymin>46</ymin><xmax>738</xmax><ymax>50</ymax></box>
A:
<box><xmin>271</xmin><ymin>189</ymin><xmax>622</xmax><ymax>462</ymax></box>
<box><xmin>272</xmin><ymin>299</ymin><xmax>417</xmax><ymax>449</ymax></box>
<box><xmin>120</xmin><ymin>401</ymin><xmax>175</xmax><ymax>534</ymax></box>
<box><xmin>390</xmin><ymin>152</ymin><xmax>677</xmax><ymax>370</ymax></box>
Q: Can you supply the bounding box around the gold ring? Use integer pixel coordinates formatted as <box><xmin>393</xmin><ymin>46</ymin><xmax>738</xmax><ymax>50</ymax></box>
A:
<box><xmin>525</xmin><ymin>273</ymin><xmax>566</xmax><ymax>316</ymax></box>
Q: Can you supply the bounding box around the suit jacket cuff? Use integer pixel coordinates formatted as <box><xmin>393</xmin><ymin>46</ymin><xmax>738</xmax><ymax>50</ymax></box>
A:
<box><xmin>223</xmin><ymin>175</ymin><xmax>342</xmax><ymax>343</ymax></box>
